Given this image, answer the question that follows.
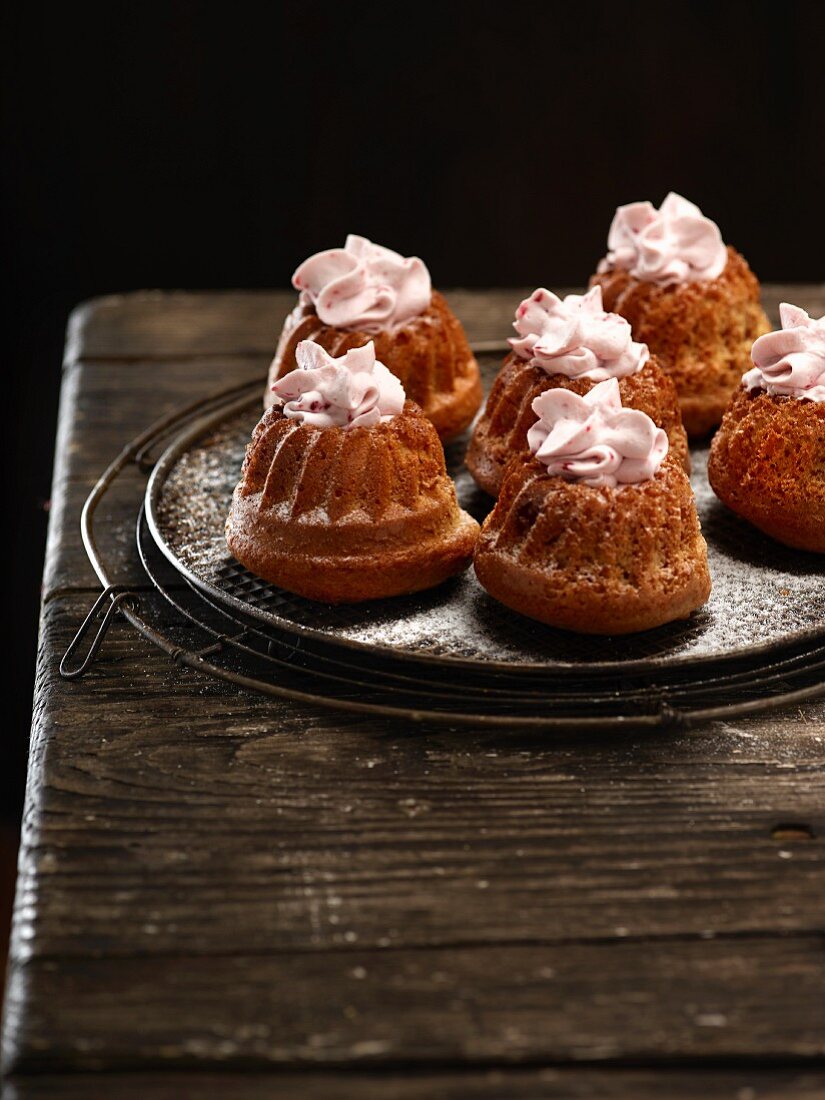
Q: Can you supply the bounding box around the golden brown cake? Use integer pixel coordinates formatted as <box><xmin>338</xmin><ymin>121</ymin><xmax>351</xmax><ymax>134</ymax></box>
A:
<box><xmin>473</xmin><ymin>379</ymin><xmax>711</xmax><ymax>633</ymax></box>
<box><xmin>590</xmin><ymin>194</ymin><xmax>770</xmax><ymax>437</ymax></box>
<box><xmin>228</xmin><ymin>341</ymin><xmax>479</xmax><ymax>602</ymax></box>
<box><xmin>707</xmin><ymin>304</ymin><xmax>825</xmax><ymax>553</ymax></box>
<box><xmin>467</xmin><ymin>352</ymin><xmax>688</xmax><ymax>497</ymax></box>
<box><xmin>265</xmin><ymin>236</ymin><xmax>482</xmax><ymax>441</ymax></box>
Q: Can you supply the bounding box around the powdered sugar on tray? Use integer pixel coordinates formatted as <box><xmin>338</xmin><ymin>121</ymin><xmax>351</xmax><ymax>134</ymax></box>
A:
<box><xmin>153</xmin><ymin>405</ymin><xmax>825</xmax><ymax>668</ymax></box>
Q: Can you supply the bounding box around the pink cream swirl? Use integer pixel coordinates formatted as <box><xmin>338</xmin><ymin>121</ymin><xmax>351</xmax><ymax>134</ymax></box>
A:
<box><xmin>598</xmin><ymin>192</ymin><xmax>727</xmax><ymax>284</ymax></box>
<box><xmin>742</xmin><ymin>303</ymin><xmax>825</xmax><ymax>403</ymax></box>
<box><xmin>271</xmin><ymin>340</ymin><xmax>406</xmax><ymax>429</ymax></box>
<box><xmin>510</xmin><ymin>285</ymin><xmax>648</xmax><ymax>381</ymax></box>
<box><xmin>526</xmin><ymin>377</ymin><xmax>669</xmax><ymax>487</ymax></box>
<box><xmin>291</xmin><ymin>234</ymin><xmax>431</xmax><ymax>332</ymax></box>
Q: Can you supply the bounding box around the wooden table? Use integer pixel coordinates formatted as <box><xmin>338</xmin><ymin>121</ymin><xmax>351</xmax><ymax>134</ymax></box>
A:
<box><xmin>2</xmin><ymin>287</ymin><xmax>825</xmax><ymax>1099</ymax></box>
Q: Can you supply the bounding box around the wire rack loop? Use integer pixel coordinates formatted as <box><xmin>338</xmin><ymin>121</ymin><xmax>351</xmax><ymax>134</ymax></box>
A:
<box><xmin>56</xmin><ymin>368</ymin><xmax>825</xmax><ymax>728</ymax></box>
<box><xmin>59</xmin><ymin>585</ymin><xmax>139</xmax><ymax>680</ymax></box>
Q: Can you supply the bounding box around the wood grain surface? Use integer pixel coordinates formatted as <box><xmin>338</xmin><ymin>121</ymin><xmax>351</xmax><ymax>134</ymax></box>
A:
<box><xmin>6</xmin><ymin>1068</ymin><xmax>825</xmax><ymax>1100</ymax></box>
<box><xmin>3</xmin><ymin>285</ymin><xmax>824</xmax><ymax>1097</ymax></box>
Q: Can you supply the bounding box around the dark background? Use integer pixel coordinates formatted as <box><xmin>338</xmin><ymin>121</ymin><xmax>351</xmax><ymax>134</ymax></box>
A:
<box><xmin>1</xmin><ymin>0</ymin><xmax>823</xmax><ymax>822</ymax></box>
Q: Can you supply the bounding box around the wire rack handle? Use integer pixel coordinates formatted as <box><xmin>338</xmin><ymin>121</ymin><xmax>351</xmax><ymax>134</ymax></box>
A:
<box><xmin>59</xmin><ymin>585</ymin><xmax>139</xmax><ymax>680</ymax></box>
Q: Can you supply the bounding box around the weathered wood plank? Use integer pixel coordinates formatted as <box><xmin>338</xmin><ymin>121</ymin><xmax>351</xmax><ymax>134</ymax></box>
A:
<box><xmin>65</xmin><ymin>290</ymin><xmax>296</xmax><ymax>363</ymax></box>
<box><xmin>64</xmin><ymin>289</ymin><xmax>532</xmax><ymax>363</ymax></box>
<box><xmin>7</xmin><ymin>1068</ymin><xmax>824</xmax><ymax>1099</ymax></box>
<box><xmin>13</xmin><ymin>594</ymin><xmax>825</xmax><ymax>967</ymax></box>
<box><xmin>52</xmin><ymin>358</ymin><xmax>268</xmax><ymax>484</ymax></box>
<box><xmin>7</xmin><ymin>287</ymin><xmax>825</xmax><ymax>1087</ymax></box>
<box><xmin>65</xmin><ymin>285</ymin><xmax>825</xmax><ymax>362</ymax></box>
<box><xmin>6</xmin><ymin>935</ymin><xmax>824</xmax><ymax>1071</ymax></box>
<box><xmin>44</xmin><ymin>469</ymin><xmax>162</xmax><ymax>596</ymax></box>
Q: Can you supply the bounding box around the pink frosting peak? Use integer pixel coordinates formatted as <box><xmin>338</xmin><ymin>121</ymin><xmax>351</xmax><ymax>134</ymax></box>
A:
<box><xmin>526</xmin><ymin>377</ymin><xmax>668</xmax><ymax>487</ymax></box>
<box><xmin>271</xmin><ymin>340</ymin><xmax>406</xmax><ymax>429</ymax></box>
<box><xmin>510</xmin><ymin>285</ymin><xmax>649</xmax><ymax>381</ymax></box>
<box><xmin>598</xmin><ymin>192</ymin><xmax>727</xmax><ymax>284</ymax></box>
<box><xmin>291</xmin><ymin>234</ymin><xmax>431</xmax><ymax>333</ymax></box>
<box><xmin>742</xmin><ymin>303</ymin><xmax>825</xmax><ymax>403</ymax></box>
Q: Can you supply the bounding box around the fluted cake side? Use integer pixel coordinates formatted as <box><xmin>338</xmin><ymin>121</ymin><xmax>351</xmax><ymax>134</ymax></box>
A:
<box><xmin>226</xmin><ymin>401</ymin><xmax>479</xmax><ymax>602</ymax></box>
<box><xmin>474</xmin><ymin>453</ymin><xmax>711</xmax><ymax>634</ymax></box>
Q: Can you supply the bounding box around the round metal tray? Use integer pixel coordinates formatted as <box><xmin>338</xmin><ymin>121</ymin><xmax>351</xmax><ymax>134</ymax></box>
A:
<box><xmin>63</xmin><ymin>372</ymin><xmax>825</xmax><ymax>729</ymax></box>
<box><xmin>134</xmin><ymin>509</ymin><xmax>825</xmax><ymax>728</ymax></box>
<box><xmin>145</xmin><ymin>389</ymin><xmax>825</xmax><ymax>677</ymax></box>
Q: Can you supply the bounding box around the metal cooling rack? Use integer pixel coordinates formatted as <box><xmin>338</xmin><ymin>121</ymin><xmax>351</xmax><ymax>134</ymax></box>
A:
<box><xmin>136</xmin><ymin>513</ymin><xmax>825</xmax><ymax>712</ymax></box>
<box><xmin>144</xmin><ymin>394</ymin><xmax>825</xmax><ymax>675</ymax></box>
<box><xmin>61</xmin><ymin>373</ymin><xmax>825</xmax><ymax>729</ymax></box>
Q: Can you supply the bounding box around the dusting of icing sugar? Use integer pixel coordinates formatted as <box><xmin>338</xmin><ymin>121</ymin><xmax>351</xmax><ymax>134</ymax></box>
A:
<box><xmin>155</xmin><ymin>398</ymin><xmax>825</xmax><ymax>667</ymax></box>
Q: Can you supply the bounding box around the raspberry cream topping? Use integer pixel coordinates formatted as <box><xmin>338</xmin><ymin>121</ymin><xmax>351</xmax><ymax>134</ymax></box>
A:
<box><xmin>526</xmin><ymin>377</ymin><xmax>669</xmax><ymax>487</ymax></box>
<box><xmin>271</xmin><ymin>340</ymin><xmax>406</xmax><ymax>429</ymax></box>
<box><xmin>742</xmin><ymin>303</ymin><xmax>825</xmax><ymax>403</ymax></box>
<box><xmin>291</xmin><ymin>234</ymin><xmax>431</xmax><ymax>333</ymax></box>
<box><xmin>510</xmin><ymin>285</ymin><xmax>649</xmax><ymax>381</ymax></box>
<box><xmin>598</xmin><ymin>192</ymin><xmax>727</xmax><ymax>284</ymax></box>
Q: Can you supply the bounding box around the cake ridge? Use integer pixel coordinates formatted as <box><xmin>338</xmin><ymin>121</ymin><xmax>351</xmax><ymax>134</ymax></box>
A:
<box><xmin>287</xmin><ymin>430</ymin><xmax>336</xmax><ymax>520</ymax></box>
<box><xmin>226</xmin><ymin>400</ymin><xmax>480</xmax><ymax>603</ymax></box>
<box><xmin>473</xmin><ymin>451</ymin><xmax>711</xmax><ymax>633</ymax></box>
<box><xmin>248</xmin><ymin>404</ymin><xmax>453</xmax><ymax>528</ymax></box>
<box><xmin>259</xmin><ymin>419</ymin><xmax>305</xmax><ymax>511</ymax></box>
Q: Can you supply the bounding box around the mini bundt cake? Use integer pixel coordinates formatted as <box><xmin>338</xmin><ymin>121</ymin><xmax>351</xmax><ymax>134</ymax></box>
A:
<box><xmin>266</xmin><ymin>235</ymin><xmax>482</xmax><ymax>441</ymax></box>
<box><xmin>590</xmin><ymin>192</ymin><xmax>770</xmax><ymax>437</ymax></box>
<box><xmin>708</xmin><ymin>303</ymin><xmax>825</xmax><ymax>553</ymax></box>
<box><xmin>466</xmin><ymin>285</ymin><xmax>689</xmax><ymax>497</ymax></box>
<box><xmin>228</xmin><ymin>340</ymin><xmax>479</xmax><ymax>602</ymax></box>
<box><xmin>474</xmin><ymin>378</ymin><xmax>711</xmax><ymax>633</ymax></box>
